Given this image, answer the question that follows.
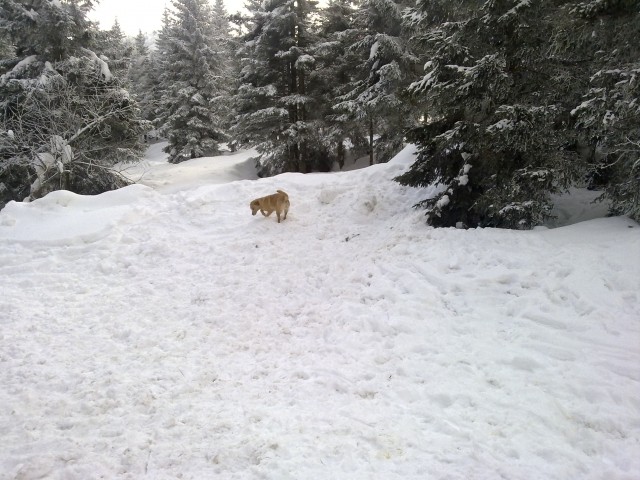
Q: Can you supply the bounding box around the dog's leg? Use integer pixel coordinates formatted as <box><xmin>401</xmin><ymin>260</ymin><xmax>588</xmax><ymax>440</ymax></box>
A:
<box><xmin>283</xmin><ymin>206</ymin><xmax>288</xmax><ymax>220</ymax></box>
<box><xmin>261</xmin><ymin>209</ymin><xmax>270</xmax><ymax>217</ymax></box>
<box><xmin>277</xmin><ymin>210</ymin><xmax>282</xmax><ymax>223</ymax></box>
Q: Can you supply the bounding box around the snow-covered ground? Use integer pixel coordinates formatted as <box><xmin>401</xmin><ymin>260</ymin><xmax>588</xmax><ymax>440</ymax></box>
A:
<box><xmin>1</xmin><ymin>145</ymin><xmax>639</xmax><ymax>479</ymax></box>
<box><xmin>118</xmin><ymin>142</ymin><xmax>260</xmax><ymax>194</ymax></box>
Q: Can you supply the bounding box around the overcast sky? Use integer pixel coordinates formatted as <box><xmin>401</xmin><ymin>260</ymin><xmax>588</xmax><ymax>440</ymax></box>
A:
<box><xmin>88</xmin><ymin>0</ymin><xmax>247</xmax><ymax>36</ymax></box>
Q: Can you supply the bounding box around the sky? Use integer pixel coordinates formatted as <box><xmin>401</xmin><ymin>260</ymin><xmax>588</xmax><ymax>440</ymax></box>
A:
<box><xmin>88</xmin><ymin>0</ymin><xmax>247</xmax><ymax>36</ymax></box>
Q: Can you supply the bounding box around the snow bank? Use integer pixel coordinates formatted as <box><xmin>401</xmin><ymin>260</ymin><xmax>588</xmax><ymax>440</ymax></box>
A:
<box><xmin>0</xmin><ymin>145</ymin><xmax>638</xmax><ymax>479</ymax></box>
<box><xmin>0</xmin><ymin>185</ymin><xmax>158</xmax><ymax>244</ymax></box>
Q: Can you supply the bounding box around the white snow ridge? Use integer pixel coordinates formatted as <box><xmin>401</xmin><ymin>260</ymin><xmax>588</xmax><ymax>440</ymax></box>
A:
<box><xmin>1</xmin><ymin>144</ymin><xmax>639</xmax><ymax>479</ymax></box>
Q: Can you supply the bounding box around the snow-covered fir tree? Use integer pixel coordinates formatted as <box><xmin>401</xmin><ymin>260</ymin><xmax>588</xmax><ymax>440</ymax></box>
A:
<box><xmin>128</xmin><ymin>30</ymin><xmax>159</xmax><ymax>123</ymax></box>
<box><xmin>94</xmin><ymin>19</ymin><xmax>133</xmax><ymax>78</ymax></box>
<box><xmin>333</xmin><ymin>0</ymin><xmax>417</xmax><ymax>166</ymax></box>
<box><xmin>397</xmin><ymin>0</ymin><xmax>584</xmax><ymax>229</ymax></box>
<box><xmin>398</xmin><ymin>0</ymin><xmax>639</xmax><ymax>229</ymax></box>
<box><xmin>133</xmin><ymin>30</ymin><xmax>149</xmax><ymax>57</ymax></box>
<box><xmin>157</xmin><ymin>0</ymin><xmax>229</xmax><ymax>163</ymax></box>
<box><xmin>564</xmin><ymin>0</ymin><xmax>639</xmax><ymax>222</ymax></box>
<box><xmin>233</xmin><ymin>0</ymin><xmax>322</xmax><ymax>175</ymax></box>
<box><xmin>211</xmin><ymin>0</ymin><xmax>231</xmax><ymax>37</ymax></box>
<box><xmin>150</xmin><ymin>7</ymin><xmax>175</xmax><ymax>130</ymax></box>
<box><xmin>0</xmin><ymin>0</ymin><xmax>148</xmax><ymax>208</ymax></box>
<box><xmin>209</xmin><ymin>0</ymin><xmax>236</xmax><ymax>145</ymax></box>
<box><xmin>313</xmin><ymin>0</ymin><xmax>369</xmax><ymax>169</ymax></box>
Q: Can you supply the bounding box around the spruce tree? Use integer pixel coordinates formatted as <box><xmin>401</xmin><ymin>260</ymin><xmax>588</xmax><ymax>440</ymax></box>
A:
<box><xmin>333</xmin><ymin>0</ymin><xmax>417</xmax><ymax>166</ymax></box>
<box><xmin>128</xmin><ymin>30</ymin><xmax>158</xmax><ymax>123</ymax></box>
<box><xmin>398</xmin><ymin>0</ymin><xmax>639</xmax><ymax>228</ymax></box>
<box><xmin>314</xmin><ymin>0</ymin><xmax>369</xmax><ymax>169</ymax></box>
<box><xmin>159</xmin><ymin>0</ymin><xmax>228</xmax><ymax>163</ymax></box>
<box><xmin>151</xmin><ymin>7</ymin><xmax>175</xmax><ymax>132</ymax></box>
<box><xmin>209</xmin><ymin>0</ymin><xmax>236</xmax><ymax>145</ymax></box>
<box><xmin>94</xmin><ymin>19</ymin><xmax>133</xmax><ymax>78</ymax></box>
<box><xmin>1</xmin><ymin>0</ymin><xmax>95</xmax><ymax>61</ymax></box>
<box><xmin>397</xmin><ymin>0</ymin><xmax>582</xmax><ymax>229</ymax></box>
<box><xmin>233</xmin><ymin>0</ymin><xmax>321</xmax><ymax>175</ymax></box>
<box><xmin>564</xmin><ymin>0</ymin><xmax>640</xmax><ymax>222</ymax></box>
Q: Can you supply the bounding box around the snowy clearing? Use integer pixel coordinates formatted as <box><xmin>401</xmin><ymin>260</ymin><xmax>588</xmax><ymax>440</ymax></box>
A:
<box><xmin>1</xmin><ymin>145</ymin><xmax>639</xmax><ymax>479</ymax></box>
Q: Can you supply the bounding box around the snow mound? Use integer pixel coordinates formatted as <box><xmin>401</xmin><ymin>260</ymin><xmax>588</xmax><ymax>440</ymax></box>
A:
<box><xmin>0</xmin><ymin>185</ymin><xmax>158</xmax><ymax>245</ymax></box>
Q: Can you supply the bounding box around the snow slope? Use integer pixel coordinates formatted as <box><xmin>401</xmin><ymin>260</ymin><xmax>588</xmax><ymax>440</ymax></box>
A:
<box><xmin>1</xmin><ymin>146</ymin><xmax>639</xmax><ymax>479</ymax></box>
<box><xmin>119</xmin><ymin>142</ymin><xmax>259</xmax><ymax>194</ymax></box>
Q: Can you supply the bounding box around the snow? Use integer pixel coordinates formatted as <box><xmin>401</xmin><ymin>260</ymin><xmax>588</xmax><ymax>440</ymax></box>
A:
<box><xmin>570</xmin><ymin>98</ymin><xmax>597</xmax><ymax>117</ymax></box>
<box><xmin>81</xmin><ymin>48</ymin><xmax>113</xmax><ymax>82</ymax></box>
<box><xmin>279</xmin><ymin>94</ymin><xmax>314</xmax><ymax>106</ymax></box>
<box><xmin>488</xmin><ymin>119</ymin><xmax>515</xmax><ymax>132</ymax></box>
<box><xmin>0</xmin><ymin>55</ymin><xmax>38</xmax><ymax>84</ymax></box>
<box><xmin>10</xmin><ymin>55</ymin><xmax>37</xmax><ymax>72</ymax></box>
<box><xmin>546</xmin><ymin>187</ymin><xmax>611</xmax><ymax>228</ymax></box>
<box><xmin>455</xmin><ymin>164</ymin><xmax>472</xmax><ymax>187</ymax></box>
<box><xmin>505</xmin><ymin>0</ymin><xmax>532</xmax><ymax>17</ymax></box>
<box><xmin>435</xmin><ymin>193</ymin><xmax>450</xmax><ymax>209</ymax></box>
<box><xmin>23</xmin><ymin>9</ymin><xmax>39</xmax><ymax>21</ymax></box>
<box><xmin>37</xmin><ymin>61</ymin><xmax>57</xmax><ymax>87</ymax></box>
<box><xmin>118</xmin><ymin>142</ymin><xmax>259</xmax><ymax>194</ymax></box>
<box><xmin>1</xmin><ymin>145</ymin><xmax>639</xmax><ymax>479</ymax></box>
<box><xmin>445</xmin><ymin>64</ymin><xmax>472</xmax><ymax>74</ymax></box>
<box><xmin>369</xmin><ymin>40</ymin><xmax>379</xmax><ymax>60</ymax></box>
<box><xmin>295</xmin><ymin>55</ymin><xmax>315</xmax><ymax>67</ymax></box>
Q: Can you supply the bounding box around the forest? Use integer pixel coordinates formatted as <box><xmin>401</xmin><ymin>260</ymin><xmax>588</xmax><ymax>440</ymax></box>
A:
<box><xmin>0</xmin><ymin>0</ymin><xmax>638</xmax><ymax>228</ymax></box>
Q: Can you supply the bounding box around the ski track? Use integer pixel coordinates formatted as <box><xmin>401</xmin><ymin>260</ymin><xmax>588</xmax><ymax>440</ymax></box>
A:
<box><xmin>1</xmin><ymin>148</ymin><xmax>639</xmax><ymax>479</ymax></box>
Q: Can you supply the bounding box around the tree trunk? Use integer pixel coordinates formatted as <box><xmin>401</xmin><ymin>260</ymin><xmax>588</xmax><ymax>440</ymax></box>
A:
<box><xmin>298</xmin><ymin>66</ymin><xmax>309</xmax><ymax>173</ymax></box>
<box><xmin>337</xmin><ymin>141</ymin><xmax>345</xmax><ymax>170</ymax></box>
<box><xmin>290</xmin><ymin>143</ymin><xmax>299</xmax><ymax>172</ymax></box>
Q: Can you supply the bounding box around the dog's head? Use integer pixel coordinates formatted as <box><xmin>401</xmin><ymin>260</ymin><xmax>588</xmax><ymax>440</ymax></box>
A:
<box><xmin>250</xmin><ymin>200</ymin><xmax>260</xmax><ymax>215</ymax></box>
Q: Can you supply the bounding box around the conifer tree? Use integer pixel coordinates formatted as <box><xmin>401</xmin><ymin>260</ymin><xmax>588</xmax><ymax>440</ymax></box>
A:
<box><xmin>234</xmin><ymin>0</ymin><xmax>321</xmax><ymax>175</ymax></box>
<box><xmin>564</xmin><ymin>0</ymin><xmax>640</xmax><ymax>221</ymax></box>
<box><xmin>333</xmin><ymin>0</ymin><xmax>417</xmax><ymax>166</ymax></box>
<box><xmin>159</xmin><ymin>0</ymin><xmax>229</xmax><ymax>163</ymax></box>
<box><xmin>133</xmin><ymin>30</ymin><xmax>149</xmax><ymax>57</ymax></box>
<box><xmin>94</xmin><ymin>19</ymin><xmax>133</xmax><ymax>77</ymax></box>
<box><xmin>314</xmin><ymin>0</ymin><xmax>368</xmax><ymax>169</ymax></box>
<box><xmin>397</xmin><ymin>0</ymin><xmax>582</xmax><ymax>229</ymax></box>
<box><xmin>151</xmin><ymin>7</ymin><xmax>175</xmax><ymax>131</ymax></box>
<box><xmin>209</xmin><ymin>0</ymin><xmax>236</xmax><ymax>145</ymax></box>
<box><xmin>1</xmin><ymin>0</ymin><xmax>95</xmax><ymax>61</ymax></box>
<box><xmin>398</xmin><ymin>0</ymin><xmax>638</xmax><ymax>229</ymax></box>
<box><xmin>0</xmin><ymin>0</ymin><xmax>148</xmax><ymax>208</ymax></box>
<box><xmin>211</xmin><ymin>0</ymin><xmax>231</xmax><ymax>34</ymax></box>
<box><xmin>128</xmin><ymin>30</ymin><xmax>158</xmax><ymax>123</ymax></box>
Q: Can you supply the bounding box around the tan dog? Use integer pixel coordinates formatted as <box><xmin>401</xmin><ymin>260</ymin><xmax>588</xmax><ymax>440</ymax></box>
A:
<box><xmin>250</xmin><ymin>190</ymin><xmax>290</xmax><ymax>223</ymax></box>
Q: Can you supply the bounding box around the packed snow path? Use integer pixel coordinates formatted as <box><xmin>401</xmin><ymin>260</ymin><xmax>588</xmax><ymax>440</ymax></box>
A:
<box><xmin>1</xmin><ymin>146</ymin><xmax>639</xmax><ymax>479</ymax></box>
